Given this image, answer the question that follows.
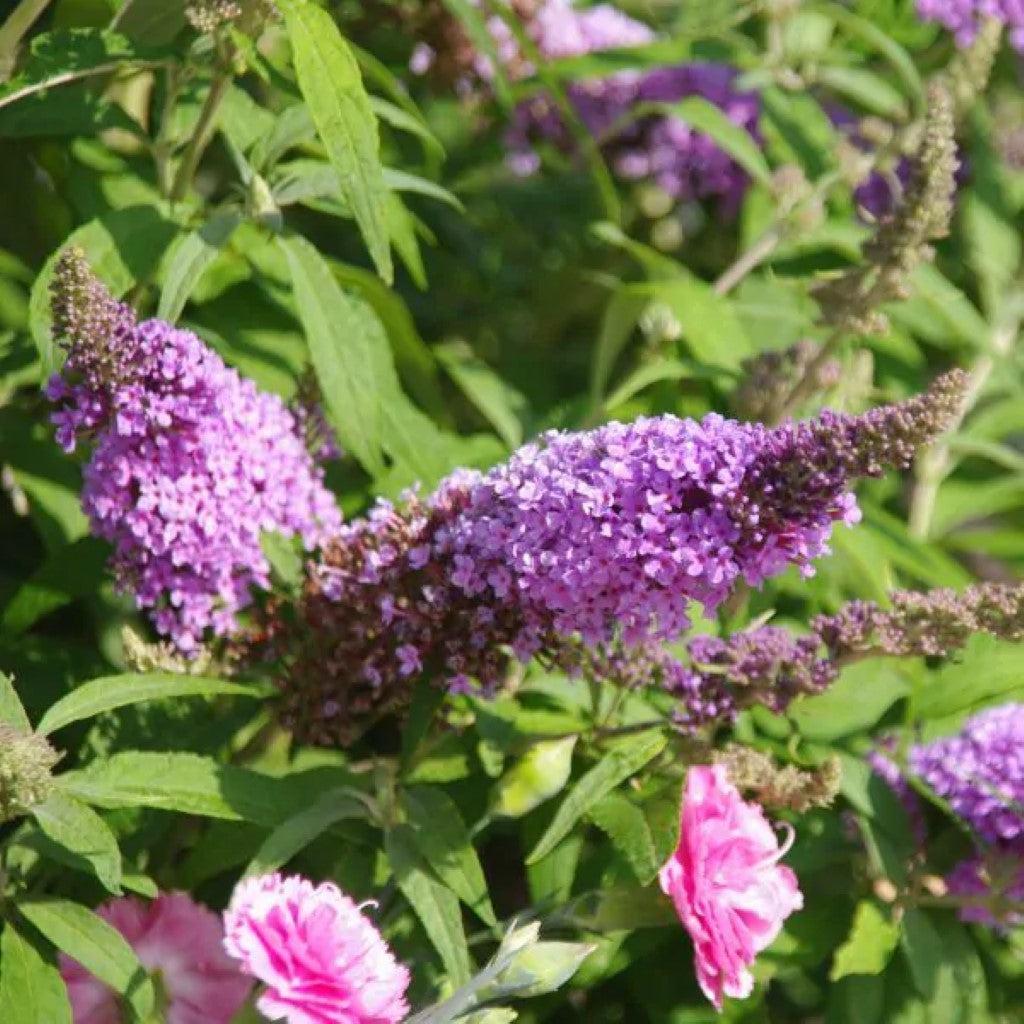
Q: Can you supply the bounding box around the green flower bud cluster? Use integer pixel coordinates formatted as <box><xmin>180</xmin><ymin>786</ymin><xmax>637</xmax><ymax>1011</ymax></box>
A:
<box><xmin>0</xmin><ymin>724</ymin><xmax>59</xmax><ymax>823</ymax></box>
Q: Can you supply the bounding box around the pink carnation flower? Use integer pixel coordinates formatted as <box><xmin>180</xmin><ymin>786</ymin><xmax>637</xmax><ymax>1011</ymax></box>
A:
<box><xmin>59</xmin><ymin>892</ymin><xmax>252</xmax><ymax>1024</ymax></box>
<box><xmin>223</xmin><ymin>873</ymin><xmax>411</xmax><ymax>1024</ymax></box>
<box><xmin>659</xmin><ymin>764</ymin><xmax>803</xmax><ymax>1010</ymax></box>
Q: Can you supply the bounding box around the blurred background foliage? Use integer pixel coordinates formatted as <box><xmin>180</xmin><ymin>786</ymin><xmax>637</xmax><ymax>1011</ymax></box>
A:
<box><xmin>0</xmin><ymin>0</ymin><xmax>1023</xmax><ymax>1021</ymax></box>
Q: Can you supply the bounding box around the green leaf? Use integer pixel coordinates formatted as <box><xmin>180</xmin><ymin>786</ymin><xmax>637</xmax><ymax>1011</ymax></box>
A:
<box><xmin>31</xmin><ymin>794</ymin><xmax>123</xmax><ymax>895</ymax></box>
<box><xmin>527</xmin><ymin>732</ymin><xmax>667</xmax><ymax>864</ymax></box>
<box><xmin>830</xmin><ymin>901</ymin><xmax>900</xmax><ymax>980</ymax></box>
<box><xmin>245</xmin><ymin>789</ymin><xmax>369</xmax><ymax>876</ymax></box>
<box><xmin>282</xmin><ymin>235</ymin><xmax>451</xmax><ymax>483</ymax></box>
<box><xmin>589</xmin><ymin>286</ymin><xmax>646</xmax><ymax>405</ymax></box>
<box><xmin>29</xmin><ymin>206</ymin><xmax>175</xmax><ymax>371</ymax></box>
<box><xmin>566</xmin><ymin>885</ymin><xmax>678</xmax><ymax>931</ymax></box>
<box><xmin>816</xmin><ymin>66</ymin><xmax>907</xmax><ymax>119</ymax></box>
<box><xmin>1</xmin><ymin>536</ymin><xmax>109</xmax><ymax>638</ymax></box>
<box><xmin>282</xmin><ymin>0</ymin><xmax>392</xmax><ymax>281</ymax></box>
<box><xmin>36</xmin><ymin>673</ymin><xmax>264</xmax><ymax>736</ymax></box>
<box><xmin>900</xmin><ymin>908</ymin><xmax>944</xmax><ymax>998</ymax></box>
<box><xmin>60</xmin><ymin>751</ymin><xmax>356</xmax><ymax>826</ymax></box>
<box><xmin>587</xmin><ymin>792</ymin><xmax>660</xmax><ymax>884</ymax></box>
<box><xmin>384</xmin><ymin>192</ymin><xmax>427</xmax><ymax>289</ymax></box>
<box><xmin>435</xmin><ymin>340</ymin><xmax>526</xmax><ymax>449</ymax></box>
<box><xmin>19</xmin><ymin>900</ymin><xmax>154</xmax><ymax>1021</ymax></box>
<box><xmin>279</xmin><ymin>233</ymin><xmax>386</xmax><ymax>474</ymax></box>
<box><xmin>891</xmin><ymin>264</ymin><xmax>989</xmax><ymax>351</ymax></box>
<box><xmin>250</xmin><ymin>104</ymin><xmax>316</xmax><ymax>172</ymax></box>
<box><xmin>0</xmin><ymin>920</ymin><xmax>72</xmax><ymax>1024</ymax></box>
<box><xmin>157</xmin><ymin>212</ymin><xmax>242</xmax><ymax>324</ymax></box>
<box><xmin>648</xmin><ymin>275</ymin><xmax>753</xmax><ymax>370</ymax></box>
<box><xmin>652</xmin><ymin>96</ymin><xmax>771</xmax><ymax>186</ymax></box>
<box><xmin>386</xmin><ymin>825</ymin><xmax>473</xmax><ymax>985</ymax></box>
<box><xmin>819</xmin><ymin>3</ymin><xmax>924</xmax><ymax>111</ymax></box>
<box><xmin>402</xmin><ymin>786</ymin><xmax>497</xmax><ymax>926</ymax></box>
<box><xmin>0</xmin><ymin>30</ymin><xmax>165</xmax><ymax>116</ymax></box>
<box><xmin>0</xmin><ymin>671</ymin><xmax>30</xmax><ymax>729</ymax></box>
<box><xmin>915</xmin><ymin>635</ymin><xmax>1024</xmax><ymax>720</ymax></box>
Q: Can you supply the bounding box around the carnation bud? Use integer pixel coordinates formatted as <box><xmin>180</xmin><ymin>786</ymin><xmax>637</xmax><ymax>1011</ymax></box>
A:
<box><xmin>0</xmin><ymin>724</ymin><xmax>60</xmax><ymax>822</ymax></box>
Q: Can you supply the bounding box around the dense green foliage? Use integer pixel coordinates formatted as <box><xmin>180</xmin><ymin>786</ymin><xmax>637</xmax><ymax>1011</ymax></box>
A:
<box><xmin>0</xmin><ymin>0</ymin><xmax>1023</xmax><ymax>1021</ymax></box>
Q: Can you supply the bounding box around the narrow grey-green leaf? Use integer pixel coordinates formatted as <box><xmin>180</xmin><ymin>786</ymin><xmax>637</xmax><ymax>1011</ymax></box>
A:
<box><xmin>0</xmin><ymin>920</ymin><xmax>72</xmax><ymax>1024</ymax></box>
<box><xmin>283</xmin><ymin>0</ymin><xmax>392</xmax><ymax>281</ymax></box>
<box><xmin>157</xmin><ymin>212</ymin><xmax>241</xmax><ymax>323</ymax></box>
<box><xmin>31</xmin><ymin>794</ymin><xmax>123</xmax><ymax>894</ymax></box>
<box><xmin>527</xmin><ymin>732</ymin><xmax>667</xmax><ymax>864</ymax></box>
<box><xmin>402</xmin><ymin>786</ymin><xmax>497</xmax><ymax>926</ymax></box>
<box><xmin>0</xmin><ymin>671</ymin><xmax>30</xmax><ymax>729</ymax></box>
<box><xmin>387</xmin><ymin>825</ymin><xmax>473</xmax><ymax>985</ymax></box>
<box><xmin>19</xmin><ymin>900</ymin><xmax>154</xmax><ymax>1021</ymax></box>
<box><xmin>37</xmin><ymin>673</ymin><xmax>264</xmax><ymax>736</ymax></box>
<box><xmin>246</xmin><ymin>789</ymin><xmax>369</xmax><ymax>876</ymax></box>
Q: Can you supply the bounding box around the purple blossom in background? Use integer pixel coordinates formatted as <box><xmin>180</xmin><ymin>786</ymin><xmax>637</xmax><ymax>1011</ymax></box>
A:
<box><xmin>910</xmin><ymin>703</ymin><xmax>1024</xmax><ymax>848</ymax></box>
<box><xmin>946</xmin><ymin>854</ymin><xmax>1024</xmax><ymax>929</ymax></box>
<box><xmin>47</xmin><ymin>249</ymin><xmax>341</xmax><ymax>652</ymax></box>
<box><xmin>414</xmin><ymin>0</ymin><xmax>762</xmax><ymax>212</ymax></box>
<box><xmin>916</xmin><ymin>0</ymin><xmax>1023</xmax><ymax>51</ymax></box>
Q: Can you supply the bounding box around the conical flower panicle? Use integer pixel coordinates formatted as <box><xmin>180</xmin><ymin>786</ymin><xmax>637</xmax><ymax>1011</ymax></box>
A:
<box><xmin>46</xmin><ymin>255</ymin><xmax>341</xmax><ymax>652</ymax></box>
<box><xmin>281</xmin><ymin>375</ymin><xmax>963</xmax><ymax>745</ymax></box>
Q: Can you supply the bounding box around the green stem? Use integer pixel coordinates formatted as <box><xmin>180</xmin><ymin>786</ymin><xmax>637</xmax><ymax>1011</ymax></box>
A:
<box><xmin>907</xmin><ymin>342</ymin><xmax>1004</xmax><ymax>539</ymax></box>
<box><xmin>169</xmin><ymin>50</ymin><xmax>233</xmax><ymax>205</ymax></box>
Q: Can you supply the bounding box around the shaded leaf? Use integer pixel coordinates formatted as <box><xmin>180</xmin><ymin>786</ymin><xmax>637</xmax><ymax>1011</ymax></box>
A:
<box><xmin>403</xmin><ymin>786</ymin><xmax>497</xmax><ymax>926</ymax></box>
<box><xmin>386</xmin><ymin>825</ymin><xmax>473</xmax><ymax>985</ymax></box>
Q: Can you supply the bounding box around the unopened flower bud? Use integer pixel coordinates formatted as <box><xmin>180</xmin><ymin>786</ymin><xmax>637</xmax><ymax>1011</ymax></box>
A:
<box><xmin>489</xmin><ymin>736</ymin><xmax>577</xmax><ymax>819</ymax></box>
<box><xmin>0</xmin><ymin>724</ymin><xmax>60</xmax><ymax>822</ymax></box>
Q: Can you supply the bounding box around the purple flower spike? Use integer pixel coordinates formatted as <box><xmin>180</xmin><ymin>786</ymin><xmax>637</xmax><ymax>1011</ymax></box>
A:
<box><xmin>47</xmin><ymin>248</ymin><xmax>341</xmax><ymax>652</ymax></box>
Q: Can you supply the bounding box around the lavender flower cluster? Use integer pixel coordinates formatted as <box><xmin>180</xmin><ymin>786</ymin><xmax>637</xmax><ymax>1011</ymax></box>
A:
<box><xmin>916</xmin><ymin>0</ymin><xmax>1023</xmax><ymax>51</ymax></box>
<box><xmin>280</xmin><ymin>372</ymin><xmax>965</xmax><ymax>744</ymax></box>
<box><xmin>47</xmin><ymin>250</ymin><xmax>341</xmax><ymax>652</ymax></box>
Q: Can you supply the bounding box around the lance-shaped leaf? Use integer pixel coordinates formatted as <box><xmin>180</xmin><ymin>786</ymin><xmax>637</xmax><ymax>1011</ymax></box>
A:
<box><xmin>0</xmin><ymin>920</ymin><xmax>72</xmax><ymax>1024</ymax></box>
<box><xmin>282</xmin><ymin>0</ymin><xmax>392</xmax><ymax>281</ymax></box>
<box><xmin>31</xmin><ymin>793</ymin><xmax>123</xmax><ymax>894</ymax></box>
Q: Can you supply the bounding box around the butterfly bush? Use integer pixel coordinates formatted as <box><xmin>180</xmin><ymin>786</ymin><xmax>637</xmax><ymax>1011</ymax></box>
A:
<box><xmin>916</xmin><ymin>0</ymin><xmax>1023</xmax><ymax>50</ymax></box>
<box><xmin>946</xmin><ymin>854</ymin><xmax>1024</xmax><ymax>929</ymax></box>
<box><xmin>46</xmin><ymin>249</ymin><xmax>341</xmax><ymax>652</ymax></box>
<box><xmin>413</xmin><ymin>0</ymin><xmax>761</xmax><ymax>211</ymax></box>
<box><xmin>659</xmin><ymin>765</ymin><xmax>803</xmax><ymax>1010</ymax></box>
<box><xmin>279</xmin><ymin>371</ymin><xmax>966</xmax><ymax>744</ymax></box>
<box><xmin>59</xmin><ymin>892</ymin><xmax>252</xmax><ymax>1024</ymax></box>
<box><xmin>223</xmin><ymin>873</ymin><xmax>411</xmax><ymax>1024</ymax></box>
<box><xmin>910</xmin><ymin>703</ymin><xmax>1024</xmax><ymax>847</ymax></box>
